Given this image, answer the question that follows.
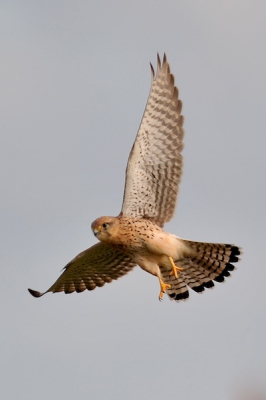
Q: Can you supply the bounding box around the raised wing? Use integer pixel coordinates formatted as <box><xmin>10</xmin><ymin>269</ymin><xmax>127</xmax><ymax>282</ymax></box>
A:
<box><xmin>28</xmin><ymin>242</ymin><xmax>136</xmax><ymax>297</ymax></box>
<box><xmin>121</xmin><ymin>54</ymin><xmax>184</xmax><ymax>227</ymax></box>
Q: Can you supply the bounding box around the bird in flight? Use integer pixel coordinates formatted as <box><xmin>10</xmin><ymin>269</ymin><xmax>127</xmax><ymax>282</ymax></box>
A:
<box><xmin>28</xmin><ymin>54</ymin><xmax>241</xmax><ymax>302</ymax></box>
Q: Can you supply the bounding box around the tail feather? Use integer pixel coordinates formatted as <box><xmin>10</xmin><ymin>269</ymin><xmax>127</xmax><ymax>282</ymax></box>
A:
<box><xmin>160</xmin><ymin>241</ymin><xmax>241</xmax><ymax>302</ymax></box>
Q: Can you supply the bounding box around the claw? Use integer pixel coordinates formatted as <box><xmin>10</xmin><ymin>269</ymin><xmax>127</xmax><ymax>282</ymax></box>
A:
<box><xmin>169</xmin><ymin>256</ymin><xmax>183</xmax><ymax>278</ymax></box>
<box><xmin>158</xmin><ymin>277</ymin><xmax>171</xmax><ymax>300</ymax></box>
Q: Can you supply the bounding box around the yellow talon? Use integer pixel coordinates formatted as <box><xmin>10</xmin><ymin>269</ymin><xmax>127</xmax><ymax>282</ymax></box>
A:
<box><xmin>158</xmin><ymin>277</ymin><xmax>171</xmax><ymax>301</ymax></box>
<box><xmin>169</xmin><ymin>256</ymin><xmax>184</xmax><ymax>278</ymax></box>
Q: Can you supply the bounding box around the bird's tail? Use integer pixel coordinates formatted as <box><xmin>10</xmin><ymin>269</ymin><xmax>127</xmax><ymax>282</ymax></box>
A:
<box><xmin>160</xmin><ymin>240</ymin><xmax>241</xmax><ymax>301</ymax></box>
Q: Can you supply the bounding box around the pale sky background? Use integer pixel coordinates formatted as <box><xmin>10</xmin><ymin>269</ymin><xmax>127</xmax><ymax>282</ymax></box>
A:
<box><xmin>1</xmin><ymin>1</ymin><xmax>266</xmax><ymax>399</ymax></box>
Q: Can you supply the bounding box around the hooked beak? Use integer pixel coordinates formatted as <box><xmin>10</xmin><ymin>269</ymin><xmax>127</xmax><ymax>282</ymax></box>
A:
<box><xmin>93</xmin><ymin>228</ymin><xmax>99</xmax><ymax>237</ymax></box>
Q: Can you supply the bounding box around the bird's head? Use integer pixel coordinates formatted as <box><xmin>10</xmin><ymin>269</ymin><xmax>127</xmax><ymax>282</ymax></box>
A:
<box><xmin>91</xmin><ymin>216</ymin><xmax>119</xmax><ymax>243</ymax></box>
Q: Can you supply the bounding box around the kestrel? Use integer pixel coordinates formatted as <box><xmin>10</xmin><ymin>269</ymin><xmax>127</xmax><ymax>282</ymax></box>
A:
<box><xmin>28</xmin><ymin>54</ymin><xmax>241</xmax><ymax>302</ymax></box>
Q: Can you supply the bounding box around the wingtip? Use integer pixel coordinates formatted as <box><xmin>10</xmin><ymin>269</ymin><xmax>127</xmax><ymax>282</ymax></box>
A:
<box><xmin>157</xmin><ymin>52</ymin><xmax>161</xmax><ymax>68</ymax></box>
<box><xmin>149</xmin><ymin>62</ymin><xmax>155</xmax><ymax>78</ymax></box>
<box><xmin>28</xmin><ymin>288</ymin><xmax>44</xmax><ymax>298</ymax></box>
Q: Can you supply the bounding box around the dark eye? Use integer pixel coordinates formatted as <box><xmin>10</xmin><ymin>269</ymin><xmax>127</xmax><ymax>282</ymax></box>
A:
<box><xmin>102</xmin><ymin>223</ymin><xmax>108</xmax><ymax>228</ymax></box>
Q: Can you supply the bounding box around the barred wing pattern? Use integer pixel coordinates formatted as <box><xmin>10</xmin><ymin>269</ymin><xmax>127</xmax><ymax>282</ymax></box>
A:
<box><xmin>121</xmin><ymin>54</ymin><xmax>184</xmax><ymax>227</ymax></box>
<box><xmin>160</xmin><ymin>242</ymin><xmax>241</xmax><ymax>301</ymax></box>
<box><xmin>28</xmin><ymin>243</ymin><xmax>136</xmax><ymax>297</ymax></box>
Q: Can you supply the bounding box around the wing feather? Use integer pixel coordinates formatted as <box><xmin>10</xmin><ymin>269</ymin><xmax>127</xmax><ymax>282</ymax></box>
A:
<box><xmin>28</xmin><ymin>242</ymin><xmax>136</xmax><ymax>297</ymax></box>
<box><xmin>121</xmin><ymin>54</ymin><xmax>184</xmax><ymax>227</ymax></box>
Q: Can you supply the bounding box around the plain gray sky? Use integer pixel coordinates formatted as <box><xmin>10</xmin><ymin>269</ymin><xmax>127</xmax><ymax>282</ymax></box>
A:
<box><xmin>1</xmin><ymin>1</ymin><xmax>266</xmax><ymax>399</ymax></box>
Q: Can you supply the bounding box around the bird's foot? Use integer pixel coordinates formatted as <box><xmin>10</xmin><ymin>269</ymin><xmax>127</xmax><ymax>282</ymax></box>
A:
<box><xmin>158</xmin><ymin>277</ymin><xmax>171</xmax><ymax>301</ymax></box>
<box><xmin>169</xmin><ymin>256</ymin><xmax>184</xmax><ymax>278</ymax></box>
